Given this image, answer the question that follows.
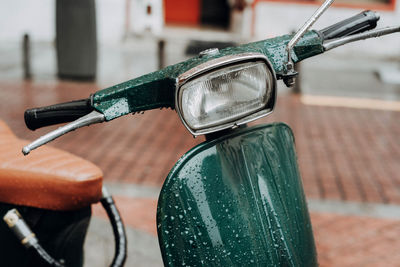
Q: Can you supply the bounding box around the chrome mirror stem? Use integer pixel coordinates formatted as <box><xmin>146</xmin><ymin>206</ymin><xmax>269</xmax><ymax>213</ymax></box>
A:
<box><xmin>284</xmin><ymin>0</ymin><xmax>335</xmax><ymax>86</ymax></box>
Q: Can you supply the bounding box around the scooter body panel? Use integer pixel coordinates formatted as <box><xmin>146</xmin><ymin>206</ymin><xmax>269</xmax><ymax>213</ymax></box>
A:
<box><xmin>157</xmin><ymin>123</ymin><xmax>317</xmax><ymax>266</ymax></box>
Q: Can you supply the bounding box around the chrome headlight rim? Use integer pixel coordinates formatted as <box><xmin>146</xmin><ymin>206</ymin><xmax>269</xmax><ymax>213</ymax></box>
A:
<box><xmin>175</xmin><ymin>52</ymin><xmax>277</xmax><ymax>136</ymax></box>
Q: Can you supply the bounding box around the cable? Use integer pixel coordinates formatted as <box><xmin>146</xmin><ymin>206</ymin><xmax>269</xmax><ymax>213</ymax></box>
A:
<box><xmin>3</xmin><ymin>209</ymin><xmax>65</xmax><ymax>267</ymax></box>
<box><xmin>100</xmin><ymin>187</ymin><xmax>128</xmax><ymax>267</ymax></box>
<box><xmin>31</xmin><ymin>243</ymin><xmax>65</xmax><ymax>267</ymax></box>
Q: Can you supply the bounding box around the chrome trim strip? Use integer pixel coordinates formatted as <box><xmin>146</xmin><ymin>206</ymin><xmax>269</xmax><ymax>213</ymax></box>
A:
<box><xmin>178</xmin><ymin>53</ymin><xmax>273</xmax><ymax>85</ymax></box>
<box><xmin>175</xmin><ymin>52</ymin><xmax>277</xmax><ymax>136</ymax></box>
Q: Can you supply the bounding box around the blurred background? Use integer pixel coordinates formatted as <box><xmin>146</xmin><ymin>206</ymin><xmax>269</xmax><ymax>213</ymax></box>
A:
<box><xmin>0</xmin><ymin>0</ymin><xmax>399</xmax><ymax>266</ymax></box>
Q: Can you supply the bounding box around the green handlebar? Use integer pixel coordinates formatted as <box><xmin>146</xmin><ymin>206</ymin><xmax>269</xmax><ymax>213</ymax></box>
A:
<box><xmin>93</xmin><ymin>31</ymin><xmax>324</xmax><ymax>121</ymax></box>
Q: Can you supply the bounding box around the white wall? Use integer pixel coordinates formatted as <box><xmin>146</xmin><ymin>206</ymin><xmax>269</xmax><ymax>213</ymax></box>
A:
<box><xmin>254</xmin><ymin>2</ymin><xmax>400</xmax><ymax>58</ymax></box>
<box><xmin>0</xmin><ymin>0</ymin><xmax>54</xmax><ymax>42</ymax></box>
<box><xmin>96</xmin><ymin>0</ymin><xmax>126</xmax><ymax>42</ymax></box>
<box><xmin>0</xmin><ymin>0</ymin><xmax>126</xmax><ymax>43</ymax></box>
<box><xmin>1</xmin><ymin>0</ymin><xmax>399</xmax><ymax>58</ymax></box>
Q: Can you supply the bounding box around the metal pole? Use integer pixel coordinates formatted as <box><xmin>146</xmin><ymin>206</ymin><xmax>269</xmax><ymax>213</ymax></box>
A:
<box><xmin>124</xmin><ymin>0</ymin><xmax>131</xmax><ymax>40</ymax></box>
<box><xmin>23</xmin><ymin>33</ymin><xmax>31</xmax><ymax>79</ymax></box>
<box><xmin>158</xmin><ymin>39</ymin><xmax>165</xmax><ymax>70</ymax></box>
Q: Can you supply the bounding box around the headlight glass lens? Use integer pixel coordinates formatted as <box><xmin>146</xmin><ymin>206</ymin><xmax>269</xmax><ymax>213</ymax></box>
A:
<box><xmin>180</xmin><ymin>61</ymin><xmax>273</xmax><ymax>130</ymax></box>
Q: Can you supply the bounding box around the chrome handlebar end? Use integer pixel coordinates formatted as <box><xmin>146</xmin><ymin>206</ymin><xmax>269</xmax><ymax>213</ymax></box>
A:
<box><xmin>323</xmin><ymin>25</ymin><xmax>400</xmax><ymax>51</ymax></box>
<box><xmin>22</xmin><ymin>111</ymin><xmax>105</xmax><ymax>155</ymax></box>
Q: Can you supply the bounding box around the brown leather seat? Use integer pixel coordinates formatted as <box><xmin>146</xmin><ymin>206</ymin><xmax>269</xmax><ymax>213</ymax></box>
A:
<box><xmin>0</xmin><ymin>120</ymin><xmax>103</xmax><ymax>211</ymax></box>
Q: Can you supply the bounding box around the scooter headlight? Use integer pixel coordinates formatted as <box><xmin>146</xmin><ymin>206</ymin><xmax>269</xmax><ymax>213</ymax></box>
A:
<box><xmin>176</xmin><ymin>53</ymin><xmax>277</xmax><ymax>135</ymax></box>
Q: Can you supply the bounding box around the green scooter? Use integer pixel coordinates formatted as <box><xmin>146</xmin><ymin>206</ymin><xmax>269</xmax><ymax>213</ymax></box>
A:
<box><xmin>12</xmin><ymin>0</ymin><xmax>400</xmax><ymax>265</ymax></box>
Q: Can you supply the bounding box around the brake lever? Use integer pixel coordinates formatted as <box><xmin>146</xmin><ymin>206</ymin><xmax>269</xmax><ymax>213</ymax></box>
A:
<box><xmin>323</xmin><ymin>25</ymin><xmax>400</xmax><ymax>51</ymax></box>
<box><xmin>22</xmin><ymin>110</ymin><xmax>105</xmax><ymax>155</ymax></box>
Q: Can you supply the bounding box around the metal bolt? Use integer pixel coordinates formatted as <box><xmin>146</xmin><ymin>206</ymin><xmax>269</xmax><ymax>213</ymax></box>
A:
<box><xmin>284</xmin><ymin>77</ymin><xmax>296</xmax><ymax>87</ymax></box>
<box><xmin>284</xmin><ymin>62</ymin><xmax>294</xmax><ymax>74</ymax></box>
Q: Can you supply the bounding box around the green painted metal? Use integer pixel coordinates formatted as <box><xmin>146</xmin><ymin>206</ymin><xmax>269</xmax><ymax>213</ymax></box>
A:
<box><xmin>93</xmin><ymin>31</ymin><xmax>324</xmax><ymax>120</ymax></box>
<box><xmin>157</xmin><ymin>123</ymin><xmax>317</xmax><ymax>267</ymax></box>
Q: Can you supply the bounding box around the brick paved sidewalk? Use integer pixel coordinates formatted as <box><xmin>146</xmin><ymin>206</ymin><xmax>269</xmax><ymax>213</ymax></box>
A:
<box><xmin>312</xmin><ymin>213</ymin><xmax>400</xmax><ymax>267</ymax></box>
<box><xmin>1</xmin><ymin>80</ymin><xmax>399</xmax><ymax>204</ymax></box>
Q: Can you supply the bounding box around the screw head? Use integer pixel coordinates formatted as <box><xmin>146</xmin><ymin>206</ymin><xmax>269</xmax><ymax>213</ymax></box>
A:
<box><xmin>284</xmin><ymin>62</ymin><xmax>295</xmax><ymax>74</ymax></box>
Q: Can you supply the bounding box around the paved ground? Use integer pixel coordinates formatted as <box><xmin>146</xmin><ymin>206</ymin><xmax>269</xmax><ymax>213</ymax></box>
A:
<box><xmin>89</xmin><ymin>183</ymin><xmax>400</xmax><ymax>267</ymax></box>
<box><xmin>1</xmin><ymin>39</ymin><xmax>400</xmax><ymax>266</ymax></box>
<box><xmin>87</xmin><ymin>211</ymin><xmax>400</xmax><ymax>267</ymax></box>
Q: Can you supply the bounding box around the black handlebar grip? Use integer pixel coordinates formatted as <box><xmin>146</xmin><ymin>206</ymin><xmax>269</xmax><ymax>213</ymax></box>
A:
<box><xmin>320</xmin><ymin>10</ymin><xmax>380</xmax><ymax>41</ymax></box>
<box><xmin>24</xmin><ymin>98</ymin><xmax>94</xmax><ymax>131</ymax></box>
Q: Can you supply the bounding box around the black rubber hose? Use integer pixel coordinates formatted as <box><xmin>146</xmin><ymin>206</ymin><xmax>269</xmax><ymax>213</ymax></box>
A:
<box><xmin>31</xmin><ymin>243</ymin><xmax>65</xmax><ymax>267</ymax></box>
<box><xmin>100</xmin><ymin>196</ymin><xmax>127</xmax><ymax>267</ymax></box>
<box><xmin>24</xmin><ymin>98</ymin><xmax>94</xmax><ymax>131</ymax></box>
<box><xmin>320</xmin><ymin>10</ymin><xmax>380</xmax><ymax>40</ymax></box>
<box><xmin>3</xmin><ymin>209</ymin><xmax>65</xmax><ymax>267</ymax></box>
